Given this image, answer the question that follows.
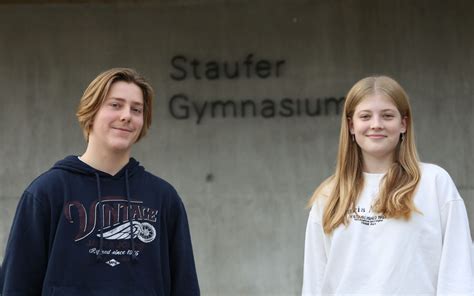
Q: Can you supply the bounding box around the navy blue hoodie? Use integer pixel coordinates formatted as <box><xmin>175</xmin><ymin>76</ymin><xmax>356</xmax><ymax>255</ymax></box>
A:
<box><xmin>0</xmin><ymin>156</ymin><xmax>200</xmax><ymax>295</ymax></box>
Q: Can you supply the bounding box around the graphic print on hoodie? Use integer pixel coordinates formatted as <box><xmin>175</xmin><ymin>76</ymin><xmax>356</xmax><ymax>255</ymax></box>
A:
<box><xmin>0</xmin><ymin>156</ymin><xmax>200</xmax><ymax>296</ymax></box>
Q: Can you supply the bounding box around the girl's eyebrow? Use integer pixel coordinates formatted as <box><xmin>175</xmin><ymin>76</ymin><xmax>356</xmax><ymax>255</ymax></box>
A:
<box><xmin>357</xmin><ymin>108</ymin><xmax>397</xmax><ymax>113</ymax></box>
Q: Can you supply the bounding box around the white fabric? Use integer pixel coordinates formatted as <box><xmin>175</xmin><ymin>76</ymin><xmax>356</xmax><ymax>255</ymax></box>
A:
<box><xmin>302</xmin><ymin>163</ymin><xmax>474</xmax><ymax>295</ymax></box>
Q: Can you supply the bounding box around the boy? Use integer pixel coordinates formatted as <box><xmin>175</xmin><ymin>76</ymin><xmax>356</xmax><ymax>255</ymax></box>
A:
<box><xmin>0</xmin><ymin>68</ymin><xmax>200</xmax><ymax>295</ymax></box>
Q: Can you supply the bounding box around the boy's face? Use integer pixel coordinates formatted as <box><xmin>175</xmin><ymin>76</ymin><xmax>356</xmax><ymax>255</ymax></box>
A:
<box><xmin>88</xmin><ymin>81</ymin><xmax>144</xmax><ymax>154</ymax></box>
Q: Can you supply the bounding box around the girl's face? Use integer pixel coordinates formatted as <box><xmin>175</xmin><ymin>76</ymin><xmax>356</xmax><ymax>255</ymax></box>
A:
<box><xmin>350</xmin><ymin>93</ymin><xmax>406</xmax><ymax>163</ymax></box>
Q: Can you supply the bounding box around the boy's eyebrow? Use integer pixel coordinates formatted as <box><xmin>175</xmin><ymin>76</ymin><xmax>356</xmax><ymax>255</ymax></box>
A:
<box><xmin>107</xmin><ymin>97</ymin><xmax>143</xmax><ymax>106</ymax></box>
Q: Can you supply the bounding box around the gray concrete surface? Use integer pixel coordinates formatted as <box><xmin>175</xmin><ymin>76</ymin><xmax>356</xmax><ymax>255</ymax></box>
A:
<box><xmin>0</xmin><ymin>1</ymin><xmax>473</xmax><ymax>295</ymax></box>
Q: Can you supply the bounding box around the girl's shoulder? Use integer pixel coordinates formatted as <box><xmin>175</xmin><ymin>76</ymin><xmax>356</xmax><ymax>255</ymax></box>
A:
<box><xmin>419</xmin><ymin>162</ymin><xmax>453</xmax><ymax>181</ymax></box>
<box><xmin>418</xmin><ymin>162</ymin><xmax>463</xmax><ymax>203</ymax></box>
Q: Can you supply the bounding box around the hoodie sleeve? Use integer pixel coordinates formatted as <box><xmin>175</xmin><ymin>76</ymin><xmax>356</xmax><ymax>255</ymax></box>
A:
<box><xmin>1</xmin><ymin>190</ymin><xmax>51</xmax><ymax>295</ymax></box>
<box><xmin>167</xmin><ymin>192</ymin><xmax>200</xmax><ymax>296</ymax></box>
<box><xmin>302</xmin><ymin>206</ymin><xmax>327</xmax><ymax>296</ymax></box>
<box><xmin>436</xmin><ymin>171</ymin><xmax>474</xmax><ymax>294</ymax></box>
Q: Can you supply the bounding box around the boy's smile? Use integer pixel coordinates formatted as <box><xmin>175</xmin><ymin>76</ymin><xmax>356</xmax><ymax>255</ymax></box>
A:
<box><xmin>88</xmin><ymin>81</ymin><xmax>144</xmax><ymax>154</ymax></box>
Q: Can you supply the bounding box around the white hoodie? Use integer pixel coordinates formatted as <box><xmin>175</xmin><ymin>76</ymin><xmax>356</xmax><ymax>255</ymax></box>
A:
<box><xmin>302</xmin><ymin>163</ymin><xmax>474</xmax><ymax>295</ymax></box>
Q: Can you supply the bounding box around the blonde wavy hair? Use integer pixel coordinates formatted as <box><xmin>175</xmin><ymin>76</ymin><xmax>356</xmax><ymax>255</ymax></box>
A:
<box><xmin>76</xmin><ymin>68</ymin><xmax>154</xmax><ymax>142</ymax></box>
<box><xmin>308</xmin><ymin>76</ymin><xmax>421</xmax><ymax>234</ymax></box>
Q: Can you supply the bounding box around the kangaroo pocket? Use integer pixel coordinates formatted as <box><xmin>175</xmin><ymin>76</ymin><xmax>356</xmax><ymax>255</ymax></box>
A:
<box><xmin>48</xmin><ymin>286</ymin><xmax>158</xmax><ymax>296</ymax></box>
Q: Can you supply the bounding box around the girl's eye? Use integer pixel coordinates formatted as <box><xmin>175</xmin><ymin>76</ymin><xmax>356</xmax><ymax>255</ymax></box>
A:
<box><xmin>110</xmin><ymin>102</ymin><xmax>120</xmax><ymax>108</ymax></box>
<box><xmin>383</xmin><ymin>114</ymin><xmax>394</xmax><ymax>119</ymax></box>
<box><xmin>359</xmin><ymin>114</ymin><xmax>370</xmax><ymax>120</ymax></box>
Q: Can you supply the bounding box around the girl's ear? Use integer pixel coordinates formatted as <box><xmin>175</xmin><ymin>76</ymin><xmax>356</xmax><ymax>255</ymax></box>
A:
<box><xmin>401</xmin><ymin>116</ymin><xmax>407</xmax><ymax>133</ymax></box>
<box><xmin>348</xmin><ymin>117</ymin><xmax>354</xmax><ymax>134</ymax></box>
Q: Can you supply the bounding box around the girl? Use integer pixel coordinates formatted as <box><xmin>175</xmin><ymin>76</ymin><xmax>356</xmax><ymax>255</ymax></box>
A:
<box><xmin>302</xmin><ymin>76</ymin><xmax>473</xmax><ymax>295</ymax></box>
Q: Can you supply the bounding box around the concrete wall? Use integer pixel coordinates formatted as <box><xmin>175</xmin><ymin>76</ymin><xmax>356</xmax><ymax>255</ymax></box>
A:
<box><xmin>0</xmin><ymin>1</ymin><xmax>473</xmax><ymax>294</ymax></box>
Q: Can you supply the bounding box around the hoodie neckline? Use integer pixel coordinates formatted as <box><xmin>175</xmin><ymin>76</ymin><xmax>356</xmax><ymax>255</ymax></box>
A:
<box><xmin>76</xmin><ymin>156</ymin><xmax>131</xmax><ymax>178</ymax></box>
<box><xmin>52</xmin><ymin>155</ymin><xmax>142</xmax><ymax>179</ymax></box>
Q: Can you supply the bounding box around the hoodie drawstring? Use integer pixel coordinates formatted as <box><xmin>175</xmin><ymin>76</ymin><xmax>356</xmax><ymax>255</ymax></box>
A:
<box><xmin>125</xmin><ymin>169</ymin><xmax>138</xmax><ymax>263</ymax></box>
<box><xmin>94</xmin><ymin>169</ymin><xmax>137</xmax><ymax>264</ymax></box>
<box><xmin>95</xmin><ymin>172</ymin><xmax>104</xmax><ymax>262</ymax></box>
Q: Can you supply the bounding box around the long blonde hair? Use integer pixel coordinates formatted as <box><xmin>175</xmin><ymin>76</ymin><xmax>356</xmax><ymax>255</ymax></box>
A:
<box><xmin>308</xmin><ymin>76</ymin><xmax>421</xmax><ymax>234</ymax></box>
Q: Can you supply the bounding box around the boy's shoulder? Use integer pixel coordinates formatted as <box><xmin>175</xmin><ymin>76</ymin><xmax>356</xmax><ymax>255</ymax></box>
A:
<box><xmin>140</xmin><ymin>168</ymin><xmax>177</xmax><ymax>193</ymax></box>
<box><xmin>138</xmin><ymin>168</ymin><xmax>185</xmax><ymax>208</ymax></box>
<box><xmin>25</xmin><ymin>166</ymin><xmax>68</xmax><ymax>195</ymax></box>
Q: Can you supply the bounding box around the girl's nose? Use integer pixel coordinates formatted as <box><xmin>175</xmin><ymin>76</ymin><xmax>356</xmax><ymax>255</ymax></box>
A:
<box><xmin>370</xmin><ymin>116</ymin><xmax>384</xmax><ymax>129</ymax></box>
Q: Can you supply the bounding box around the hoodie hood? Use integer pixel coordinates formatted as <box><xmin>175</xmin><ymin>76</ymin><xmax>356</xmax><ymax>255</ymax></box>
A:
<box><xmin>52</xmin><ymin>155</ymin><xmax>143</xmax><ymax>179</ymax></box>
